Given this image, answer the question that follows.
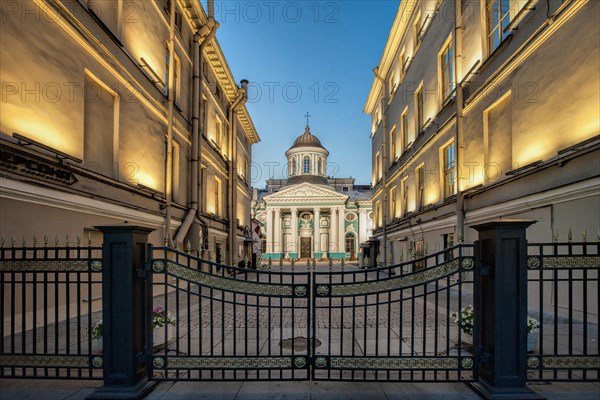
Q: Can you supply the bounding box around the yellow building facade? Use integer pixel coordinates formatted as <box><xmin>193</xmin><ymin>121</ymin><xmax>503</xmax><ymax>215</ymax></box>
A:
<box><xmin>365</xmin><ymin>0</ymin><xmax>599</xmax><ymax>265</ymax></box>
<box><xmin>0</xmin><ymin>0</ymin><xmax>260</xmax><ymax>266</ymax></box>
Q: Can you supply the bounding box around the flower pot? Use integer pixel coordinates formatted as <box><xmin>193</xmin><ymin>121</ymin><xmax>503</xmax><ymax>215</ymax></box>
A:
<box><xmin>527</xmin><ymin>331</ymin><xmax>538</xmax><ymax>352</ymax></box>
<box><xmin>153</xmin><ymin>324</ymin><xmax>174</xmax><ymax>347</ymax></box>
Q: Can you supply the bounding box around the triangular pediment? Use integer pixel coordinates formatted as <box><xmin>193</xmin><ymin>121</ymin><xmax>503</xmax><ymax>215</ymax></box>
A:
<box><xmin>263</xmin><ymin>182</ymin><xmax>348</xmax><ymax>204</ymax></box>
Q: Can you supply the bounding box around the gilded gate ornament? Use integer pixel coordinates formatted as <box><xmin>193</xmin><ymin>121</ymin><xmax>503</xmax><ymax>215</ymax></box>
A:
<box><xmin>294</xmin><ymin>356</ymin><xmax>307</xmax><ymax>368</ymax></box>
<box><xmin>461</xmin><ymin>257</ymin><xmax>474</xmax><ymax>271</ymax></box>
<box><xmin>314</xmin><ymin>356</ymin><xmax>328</xmax><ymax>368</ymax></box>
<box><xmin>316</xmin><ymin>285</ymin><xmax>330</xmax><ymax>296</ymax></box>
<box><xmin>153</xmin><ymin>356</ymin><xmax>166</xmax><ymax>369</ymax></box>
<box><xmin>527</xmin><ymin>256</ymin><xmax>541</xmax><ymax>269</ymax></box>
<box><xmin>527</xmin><ymin>356</ymin><xmax>540</xmax><ymax>368</ymax></box>
<box><xmin>152</xmin><ymin>260</ymin><xmax>166</xmax><ymax>273</ymax></box>
<box><xmin>91</xmin><ymin>356</ymin><xmax>103</xmax><ymax>368</ymax></box>
<box><xmin>460</xmin><ymin>357</ymin><xmax>474</xmax><ymax>369</ymax></box>
<box><xmin>294</xmin><ymin>285</ymin><xmax>307</xmax><ymax>297</ymax></box>
<box><xmin>90</xmin><ymin>260</ymin><xmax>103</xmax><ymax>272</ymax></box>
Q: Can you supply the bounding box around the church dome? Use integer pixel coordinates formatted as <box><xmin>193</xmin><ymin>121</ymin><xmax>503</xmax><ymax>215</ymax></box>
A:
<box><xmin>290</xmin><ymin>126</ymin><xmax>324</xmax><ymax>149</ymax></box>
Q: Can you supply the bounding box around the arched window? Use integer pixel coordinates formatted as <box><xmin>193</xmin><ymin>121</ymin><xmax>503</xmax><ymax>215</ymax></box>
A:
<box><xmin>317</xmin><ymin>157</ymin><xmax>323</xmax><ymax>175</ymax></box>
<box><xmin>291</xmin><ymin>158</ymin><xmax>297</xmax><ymax>176</ymax></box>
<box><xmin>303</xmin><ymin>156</ymin><xmax>311</xmax><ymax>174</ymax></box>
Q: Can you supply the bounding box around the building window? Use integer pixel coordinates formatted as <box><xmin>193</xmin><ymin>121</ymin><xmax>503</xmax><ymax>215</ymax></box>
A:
<box><xmin>390</xmin><ymin>186</ymin><xmax>397</xmax><ymax>218</ymax></box>
<box><xmin>303</xmin><ymin>156</ymin><xmax>311</xmax><ymax>174</ymax></box>
<box><xmin>443</xmin><ymin>142</ymin><xmax>456</xmax><ymax>197</ymax></box>
<box><xmin>414</xmin><ymin>11</ymin><xmax>422</xmax><ymax>50</ymax></box>
<box><xmin>414</xmin><ymin>240</ymin><xmax>425</xmax><ymax>270</ymax></box>
<box><xmin>290</xmin><ymin>158</ymin><xmax>296</xmax><ymax>176</ymax></box>
<box><xmin>401</xmin><ymin>109</ymin><xmax>409</xmax><ymax>152</ymax></box>
<box><xmin>401</xmin><ymin>177</ymin><xmax>408</xmax><ymax>215</ymax></box>
<box><xmin>375</xmin><ymin>152</ymin><xmax>380</xmax><ymax>181</ymax></box>
<box><xmin>375</xmin><ymin>201</ymin><xmax>381</xmax><ymax>227</ymax></box>
<box><xmin>215</xmin><ymin>118</ymin><xmax>222</xmax><ymax>149</ymax></box>
<box><xmin>486</xmin><ymin>0</ymin><xmax>511</xmax><ymax>53</ymax></box>
<box><xmin>440</xmin><ymin>39</ymin><xmax>454</xmax><ymax>100</ymax></box>
<box><xmin>389</xmin><ymin>73</ymin><xmax>396</xmax><ymax>97</ymax></box>
<box><xmin>201</xmin><ymin>96</ymin><xmax>207</xmax><ymax>134</ymax></box>
<box><xmin>415</xmin><ymin>84</ymin><xmax>424</xmax><ymax>134</ymax></box>
<box><xmin>214</xmin><ymin>177</ymin><xmax>221</xmax><ymax>216</ymax></box>
<box><xmin>443</xmin><ymin>233</ymin><xmax>455</xmax><ymax>261</ymax></box>
<box><xmin>243</xmin><ymin>158</ymin><xmax>249</xmax><ymax>183</ymax></box>
<box><xmin>416</xmin><ymin>165</ymin><xmax>424</xmax><ymax>210</ymax></box>
<box><xmin>342</xmin><ymin>186</ymin><xmax>349</xmax><ymax>192</ymax></box>
<box><xmin>165</xmin><ymin>46</ymin><xmax>180</xmax><ymax>104</ymax></box>
<box><xmin>400</xmin><ymin>49</ymin><xmax>407</xmax><ymax>76</ymax></box>
<box><xmin>390</xmin><ymin>128</ymin><xmax>396</xmax><ymax>161</ymax></box>
<box><xmin>165</xmin><ymin>0</ymin><xmax>182</xmax><ymax>33</ymax></box>
<box><xmin>317</xmin><ymin>157</ymin><xmax>323</xmax><ymax>175</ymax></box>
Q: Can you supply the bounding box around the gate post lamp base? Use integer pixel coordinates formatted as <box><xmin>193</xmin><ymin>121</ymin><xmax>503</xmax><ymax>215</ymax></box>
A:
<box><xmin>87</xmin><ymin>378</ymin><xmax>156</xmax><ymax>400</ymax></box>
<box><xmin>468</xmin><ymin>380</ymin><xmax>545</xmax><ymax>400</ymax></box>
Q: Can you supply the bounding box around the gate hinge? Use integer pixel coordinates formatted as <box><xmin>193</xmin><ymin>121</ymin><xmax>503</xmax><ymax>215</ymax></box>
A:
<box><xmin>474</xmin><ymin>345</ymin><xmax>491</xmax><ymax>364</ymax></box>
<box><xmin>137</xmin><ymin>345</ymin><xmax>152</xmax><ymax>364</ymax></box>
<box><xmin>478</xmin><ymin>265</ymin><xmax>492</xmax><ymax>276</ymax></box>
<box><xmin>137</xmin><ymin>269</ymin><xmax>149</xmax><ymax>279</ymax></box>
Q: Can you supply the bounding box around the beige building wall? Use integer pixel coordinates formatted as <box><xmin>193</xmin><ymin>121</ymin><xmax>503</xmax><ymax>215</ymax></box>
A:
<box><xmin>365</xmin><ymin>0</ymin><xmax>599</xmax><ymax>280</ymax></box>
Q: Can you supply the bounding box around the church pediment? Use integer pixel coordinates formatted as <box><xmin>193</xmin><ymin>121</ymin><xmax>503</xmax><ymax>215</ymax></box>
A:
<box><xmin>264</xmin><ymin>183</ymin><xmax>348</xmax><ymax>204</ymax></box>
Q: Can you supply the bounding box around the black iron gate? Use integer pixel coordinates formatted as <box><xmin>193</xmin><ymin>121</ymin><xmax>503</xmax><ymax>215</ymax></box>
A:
<box><xmin>147</xmin><ymin>244</ymin><xmax>476</xmax><ymax>382</ymax></box>
<box><xmin>311</xmin><ymin>244</ymin><xmax>476</xmax><ymax>382</ymax></box>
<box><xmin>149</xmin><ymin>246</ymin><xmax>311</xmax><ymax>380</ymax></box>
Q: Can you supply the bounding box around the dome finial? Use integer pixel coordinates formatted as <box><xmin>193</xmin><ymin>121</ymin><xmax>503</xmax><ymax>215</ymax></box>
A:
<box><xmin>304</xmin><ymin>112</ymin><xmax>311</xmax><ymax>129</ymax></box>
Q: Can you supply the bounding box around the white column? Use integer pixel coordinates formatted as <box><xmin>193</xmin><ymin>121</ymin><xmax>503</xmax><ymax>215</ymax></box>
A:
<box><xmin>274</xmin><ymin>208</ymin><xmax>281</xmax><ymax>255</ymax></box>
<box><xmin>290</xmin><ymin>207</ymin><xmax>298</xmax><ymax>257</ymax></box>
<box><xmin>358</xmin><ymin>210</ymin><xmax>367</xmax><ymax>244</ymax></box>
<box><xmin>266</xmin><ymin>208</ymin><xmax>273</xmax><ymax>254</ymax></box>
<box><xmin>313</xmin><ymin>208</ymin><xmax>320</xmax><ymax>257</ymax></box>
<box><xmin>338</xmin><ymin>206</ymin><xmax>346</xmax><ymax>256</ymax></box>
<box><xmin>330</xmin><ymin>207</ymin><xmax>338</xmax><ymax>253</ymax></box>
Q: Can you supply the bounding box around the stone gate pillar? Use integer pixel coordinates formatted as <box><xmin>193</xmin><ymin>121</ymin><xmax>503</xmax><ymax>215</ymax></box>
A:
<box><xmin>470</xmin><ymin>220</ymin><xmax>543</xmax><ymax>400</ymax></box>
<box><xmin>87</xmin><ymin>224</ymin><xmax>155</xmax><ymax>400</ymax></box>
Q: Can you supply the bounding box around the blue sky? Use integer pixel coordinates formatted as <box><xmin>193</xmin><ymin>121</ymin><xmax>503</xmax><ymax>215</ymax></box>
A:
<box><xmin>209</xmin><ymin>1</ymin><xmax>399</xmax><ymax>186</ymax></box>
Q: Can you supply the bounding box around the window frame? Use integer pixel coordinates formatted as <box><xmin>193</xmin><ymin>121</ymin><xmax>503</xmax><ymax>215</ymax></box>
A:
<box><xmin>303</xmin><ymin>156</ymin><xmax>311</xmax><ymax>174</ymax></box>
<box><xmin>442</xmin><ymin>141</ymin><xmax>457</xmax><ymax>198</ymax></box>
<box><xmin>390</xmin><ymin>186</ymin><xmax>397</xmax><ymax>219</ymax></box>
<box><xmin>486</xmin><ymin>0</ymin><xmax>511</xmax><ymax>55</ymax></box>
<box><xmin>414</xmin><ymin>83</ymin><xmax>424</xmax><ymax>134</ymax></box>
<box><xmin>416</xmin><ymin>164</ymin><xmax>425</xmax><ymax>210</ymax></box>
<box><xmin>401</xmin><ymin>177</ymin><xmax>409</xmax><ymax>215</ymax></box>
<box><xmin>401</xmin><ymin>107</ymin><xmax>409</xmax><ymax>153</ymax></box>
<box><xmin>439</xmin><ymin>36</ymin><xmax>454</xmax><ymax>101</ymax></box>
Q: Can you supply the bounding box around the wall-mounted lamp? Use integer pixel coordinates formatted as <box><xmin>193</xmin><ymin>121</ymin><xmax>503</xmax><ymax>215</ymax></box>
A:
<box><xmin>12</xmin><ymin>132</ymin><xmax>82</xmax><ymax>163</ymax></box>
<box><xmin>139</xmin><ymin>58</ymin><xmax>166</xmax><ymax>87</ymax></box>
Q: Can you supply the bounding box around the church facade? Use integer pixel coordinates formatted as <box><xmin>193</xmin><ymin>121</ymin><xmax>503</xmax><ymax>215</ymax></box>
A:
<box><xmin>252</xmin><ymin>126</ymin><xmax>372</xmax><ymax>261</ymax></box>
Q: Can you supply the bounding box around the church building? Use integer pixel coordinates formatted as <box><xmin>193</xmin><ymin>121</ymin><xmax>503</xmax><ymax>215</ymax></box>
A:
<box><xmin>252</xmin><ymin>125</ymin><xmax>372</xmax><ymax>261</ymax></box>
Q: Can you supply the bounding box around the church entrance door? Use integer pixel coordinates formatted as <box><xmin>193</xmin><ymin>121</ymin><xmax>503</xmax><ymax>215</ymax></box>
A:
<box><xmin>345</xmin><ymin>233</ymin><xmax>356</xmax><ymax>260</ymax></box>
<box><xmin>300</xmin><ymin>237</ymin><xmax>312</xmax><ymax>258</ymax></box>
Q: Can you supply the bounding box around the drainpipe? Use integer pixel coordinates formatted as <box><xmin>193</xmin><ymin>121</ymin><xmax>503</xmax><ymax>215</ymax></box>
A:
<box><xmin>227</xmin><ymin>80</ymin><xmax>248</xmax><ymax>266</ymax></box>
<box><xmin>455</xmin><ymin>0</ymin><xmax>465</xmax><ymax>242</ymax></box>
<box><xmin>174</xmin><ymin>2</ymin><xmax>219</xmax><ymax>246</ymax></box>
<box><xmin>373</xmin><ymin>67</ymin><xmax>388</xmax><ymax>268</ymax></box>
<box><xmin>164</xmin><ymin>0</ymin><xmax>176</xmax><ymax>247</ymax></box>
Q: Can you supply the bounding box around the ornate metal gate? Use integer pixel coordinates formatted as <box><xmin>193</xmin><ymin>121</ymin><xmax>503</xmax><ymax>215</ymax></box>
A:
<box><xmin>147</xmin><ymin>244</ymin><xmax>476</xmax><ymax>382</ymax></box>
<box><xmin>311</xmin><ymin>244</ymin><xmax>476</xmax><ymax>381</ymax></box>
<box><xmin>149</xmin><ymin>246</ymin><xmax>311</xmax><ymax>381</ymax></box>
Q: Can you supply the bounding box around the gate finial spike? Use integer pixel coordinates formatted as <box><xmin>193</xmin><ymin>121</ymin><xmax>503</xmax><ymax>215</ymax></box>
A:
<box><xmin>22</xmin><ymin>235</ymin><xmax>26</xmax><ymax>247</ymax></box>
<box><xmin>76</xmin><ymin>235</ymin><xmax>81</xmax><ymax>246</ymax></box>
<box><xmin>33</xmin><ymin>235</ymin><xmax>37</xmax><ymax>247</ymax></box>
<box><xmin>568</xmin><ymin>228</ymin><xmax>572</xmax><ymax>242</ymax></box>
<box><xmin>44</xmin><ymin>234</ymin><xmax>48</xmax><ymax>246</ymax></box>
<box><xmin>88</xmin><ymin>232</ymin><xmax>92</xmax><ymax>246</ymax></box>
<box><xmin>185</xmin><ymin>240</ymin><xmax>191</xmax><ymax>253</ymax></box>
<box><xmin>597</xmin><ymin>228</ymin><xmax>600</xmax><ymax>241</ymax></box>
<box><xmin>552</xmin><ymin>229</ymin><xmax>559</xmax><ymax>242</ymax></box>
<box><xmin>66</xmin><ymin>234</ymin><xmax>70</xmax><ymax>247</ymax></box>
<box><xmin>582</xmin><ymin>229</ymin><xmax>587</xmax><ymax>242</ymax></box>
<box><xmin>164</xmin><ymin>236</ymin><xmax>169</xmax><ymax>246</ymax></box>
<box><xmin>11</xmin><ymin>235</ymin><xmax>15</xmax><ymax>248</ymax></box>
<box><xmin>55</xmin><ymin>235</ymin><xmax>59</xmax><ymax>247</ymax></box>
<box><xmin>0</xmin><ymin>236</ymin><xmax>4</xmax><ymax>248</ymax></box>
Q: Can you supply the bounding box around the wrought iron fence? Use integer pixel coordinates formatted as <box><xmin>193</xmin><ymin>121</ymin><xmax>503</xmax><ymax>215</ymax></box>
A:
<box><xmin>526</xmin><ymin>242</ymin><xmax>600</xmax><ymax>381</ymax></box>
<box><xmin>0</xmin><ymin>242</ymin><xmax>103</xmax><ymax>379</ymax></box>
<box><xmin>149</xmin><ymin>246</ymin><xmax>311</xmax><ymax>381</ymax></box>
